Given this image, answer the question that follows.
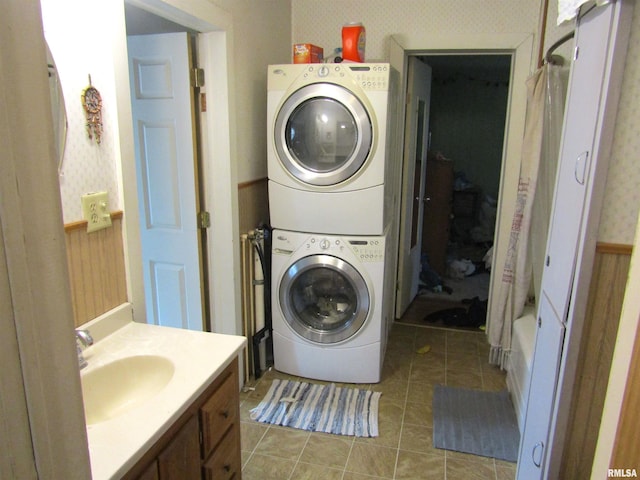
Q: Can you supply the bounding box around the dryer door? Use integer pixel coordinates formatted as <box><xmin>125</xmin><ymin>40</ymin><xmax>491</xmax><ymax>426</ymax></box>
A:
<box><xmin>274</xmin><ymin>83</ymin><xmax>373</xmax><ymax>186</ymax></box>
<box><xmin>279</xmin><ymin>254</ymin><xmax>370</xmax><ymax>344</ymax></box>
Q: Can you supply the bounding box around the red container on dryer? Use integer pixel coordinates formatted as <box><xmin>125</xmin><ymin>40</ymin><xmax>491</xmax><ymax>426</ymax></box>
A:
<box><xmin>342</xmin><ymin>22</ymin><xmax>366</xmax><ymax>62</ymax></box>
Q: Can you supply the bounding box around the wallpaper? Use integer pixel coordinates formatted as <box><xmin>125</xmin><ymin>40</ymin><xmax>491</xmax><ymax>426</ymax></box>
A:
<box><xmin>543</xmin><ymin>0</ymin><xmax>640</xmax><ymax>245</ymax></box>
<box><xmin>294</xmin><ymin>0</ymin><xmax>640</xmax><ymax>244</ymax></box>
<box><xmin>292</xmin><ymin>0</ymin><xmax>542</xmax><ymax>62</ymax></box>
<box><xmin>596</xmin><ymin>4</ymin><xmax>640</xmax><ymax>244</ymax></box>
<box><xmin>41</xmin><ymin>0</ymin><xmax>639</xmax><ymax>242</ymax></box>
<box><xmin>41</xmin><ymin>0</ymin><xmax>122</xmax><ymax>224</ymax></box>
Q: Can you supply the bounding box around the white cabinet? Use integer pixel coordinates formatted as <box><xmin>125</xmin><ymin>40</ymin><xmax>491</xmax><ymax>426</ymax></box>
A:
<box><xmin>516</xmin><ymin>1</ymin><xmax>634</xmax><ymax>478</ymax></box>
<box><xmin>516</xmin><ymin>294</ymin><xmax>565</xmax><ymax>478</ymax></box>
<box><xmin>541</xmin><ymin>2</ymin><xmax>617</xmax><ymax>323</ymax></box>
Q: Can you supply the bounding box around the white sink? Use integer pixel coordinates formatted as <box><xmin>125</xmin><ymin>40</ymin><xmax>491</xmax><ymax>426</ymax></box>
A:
<box><xmin>81</xmin><ymin>355</ymin><xmax>175</xmax><ymax>425</ymax></box>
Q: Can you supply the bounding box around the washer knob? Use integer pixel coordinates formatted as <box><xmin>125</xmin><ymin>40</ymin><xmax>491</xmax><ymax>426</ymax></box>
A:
<box><xmin>320</xmin><ymin>239</ymin><xmax>330</xmax><ymax>250</ymax></box>
<box><xmin>318</xmin><ymin>65</ymin><xmax>330</xmax><ymax>77</ymax></box>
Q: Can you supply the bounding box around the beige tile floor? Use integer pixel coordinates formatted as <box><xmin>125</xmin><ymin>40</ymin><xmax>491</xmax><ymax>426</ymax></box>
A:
<box><xmin>239</xmin><ymin>322</ymin><xmax>517</xmax><ymax>480</ymax></box>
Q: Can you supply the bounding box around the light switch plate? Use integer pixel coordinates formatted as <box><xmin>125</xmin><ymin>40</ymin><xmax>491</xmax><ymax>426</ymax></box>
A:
<box><xmin>81</xmin><ymin>191</ymin><xmax>112</xmax><ymax>233</ymax></box>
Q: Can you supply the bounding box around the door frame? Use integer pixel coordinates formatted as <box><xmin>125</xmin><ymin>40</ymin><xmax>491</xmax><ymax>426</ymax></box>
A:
<box><xmin>116</xmin><ymin>0</ymin><xmax>241</xmax><ymax>335</ymax></box>
<box><xmin>389</xmin><ymin>33</ymin><xmax>534</xmax><ymax>326</ymax></box>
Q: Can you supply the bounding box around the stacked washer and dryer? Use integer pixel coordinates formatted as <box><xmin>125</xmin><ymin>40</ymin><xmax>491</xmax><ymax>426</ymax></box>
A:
<box><xmin>267</xmin><ymin>63</ymin><xmax>398</xmax><ymax>383</ymax></box>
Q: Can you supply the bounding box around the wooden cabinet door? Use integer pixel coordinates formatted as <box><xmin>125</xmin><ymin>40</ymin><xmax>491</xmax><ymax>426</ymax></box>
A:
<box><xmin>137</xmin><ymin>461</ymin><xmax>160</xmax><ymax>480</ymax></box>
<box><xmin>200</xmin><ymin>367</ymin><xmax>239</xmax><ymax>459</ymax></box>
<box><xmin>202</xmin><ymin>426</ymin><xmax>241</xmax><ymax>480</ymax></box>
<box><xmin>157</xmin><ymin>415</ymin><xmax>200</xmax><ymax>480</ymax></box>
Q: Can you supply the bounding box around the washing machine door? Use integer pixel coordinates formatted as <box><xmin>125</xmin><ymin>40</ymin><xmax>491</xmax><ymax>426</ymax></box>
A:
<box><xmin>279</xmin><ymin>254</ymin><xmax>370</xmax><ymax>344</ymax></box>
<box><xmin>274</xmin><ymin>83</ymin><xmax>373</xmax><ymax>186</ymax></box>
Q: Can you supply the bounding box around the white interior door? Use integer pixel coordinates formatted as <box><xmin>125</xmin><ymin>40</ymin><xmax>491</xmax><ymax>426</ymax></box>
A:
<box><xmin>128</xmin><ymin>32</ymin><xmax>204</xmax><ymax>331</ymax></box>
<box><xmin>396</xmin><ymin>57</ymin><xmax>432</xmax><ymax>317</ymax></box>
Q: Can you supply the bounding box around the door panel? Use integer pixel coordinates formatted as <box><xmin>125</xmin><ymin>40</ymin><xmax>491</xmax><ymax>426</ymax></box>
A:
<box><xmin>541</xmin><ymin>4</ymin><xmax>612</xmax><ymax>321</ymax></box>
<box><xmin>128</xmin><ymin>33</ymin><xmax>204</xmax><ymax>331</ymax></box>
<box><xmin>517</xmin><ymin>293</ymin><xmax>565</xmax><ymax>479</ymax></box>
<box><xmin>396</xmin><ymin>57</ymin><xmax>432</xmax><ymax>317</ymax></box>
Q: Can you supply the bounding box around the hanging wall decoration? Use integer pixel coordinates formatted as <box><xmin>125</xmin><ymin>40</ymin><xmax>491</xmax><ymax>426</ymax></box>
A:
<box><xmin>81</xmin><ymin>74</ymin><xmax>103</xmax><ymax>144</ymax></box>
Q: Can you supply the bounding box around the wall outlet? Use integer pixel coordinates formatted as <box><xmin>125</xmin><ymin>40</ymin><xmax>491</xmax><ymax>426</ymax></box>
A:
<box><xmin>81</xmin><ymin>192</ymin><xmax>112</xmax><ymax>233</ymax></box>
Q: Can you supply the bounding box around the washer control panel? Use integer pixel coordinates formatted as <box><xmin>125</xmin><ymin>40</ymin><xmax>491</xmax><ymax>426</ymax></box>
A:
<box><xmin>302</xmin><ymin>235</ymin><xmax>385</xmax><ymax>262</ymax></box>
<box><xmin>273</xmin><ymin>231</ymin><xmax>385</xmax><ymax>263</ymax></box>
<box><xmin>348</xmin><ymin>238</ymin><xmax>385</xmax><ymax>262</ymax></box>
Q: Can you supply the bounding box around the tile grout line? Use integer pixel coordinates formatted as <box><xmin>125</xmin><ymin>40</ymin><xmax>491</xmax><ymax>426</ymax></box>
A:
<box><xmin>391</xmin><ymin>326</ymin><xmax>417</xmax><ymax>479</ymax></box>
<box><xmin>240</xmin><ymin>373</ymin><xmax>270</xmax><ymax>471</ymax></box>
<box><xmin>286</xmin><ymin>431</ymin><xmax>311</xmax><ymax>480</ymax></box>
<box><xmin>241</xmin><ymin>421</ymin><xmax>270</xmax><ymax>472</ymax></box>
<box><xmin>339</xmin><ymin>434</ymin><xmax>357</xmax><ymax>480</ymax></box>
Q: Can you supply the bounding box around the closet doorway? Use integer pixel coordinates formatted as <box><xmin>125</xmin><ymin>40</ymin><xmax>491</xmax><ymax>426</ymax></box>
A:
<box><xmin>400</xmin><ymin>54</ymin><xmax>512</xmax><ymax>331</ymax></box>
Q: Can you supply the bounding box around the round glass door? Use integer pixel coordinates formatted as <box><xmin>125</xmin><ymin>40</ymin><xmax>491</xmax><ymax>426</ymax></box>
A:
<box><xmin>279</xmin><ymin>255</ymin><xmax>370</xmax><ymax>344</ymax></box>
<box><xmin>275</xmin><ymin>83</ymin><xmax>372</xmax><ymax>186</ymax></box>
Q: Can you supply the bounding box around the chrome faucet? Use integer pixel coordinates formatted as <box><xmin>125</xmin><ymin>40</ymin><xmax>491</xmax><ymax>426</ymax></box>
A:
<box><xmin>75</xmin><ymin>329</ymin><xmax>94</xmax><ymax>370</ymax></box>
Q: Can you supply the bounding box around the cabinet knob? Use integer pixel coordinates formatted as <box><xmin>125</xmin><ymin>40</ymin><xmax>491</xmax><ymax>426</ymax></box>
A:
<box><xmin>532</xmin><ymin>441</ymin><xmax>544</xmax><ymax>467</ymax></box>
<box><xmin>223</xmin><ymin>464</ymin><xmax>231</xmax><ymax>472</ymax></box>
<box><xmin>221</xmin><ymin>410</ymin><xmax>229</xmax><ymax>419</ymax></box>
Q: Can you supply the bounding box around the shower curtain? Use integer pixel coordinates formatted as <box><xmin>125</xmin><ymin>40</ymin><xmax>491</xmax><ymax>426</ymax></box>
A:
<box><xmin>488</xmin><ymin>63</ymin><xmax>565</xmax><ymax>368</ymax></box>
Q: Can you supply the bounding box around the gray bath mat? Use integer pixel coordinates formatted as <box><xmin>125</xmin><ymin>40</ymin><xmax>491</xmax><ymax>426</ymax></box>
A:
<box><xmin>432</xmin><ymin>384</ymin><xmax>520</xmax><ymax>462</ymax></box>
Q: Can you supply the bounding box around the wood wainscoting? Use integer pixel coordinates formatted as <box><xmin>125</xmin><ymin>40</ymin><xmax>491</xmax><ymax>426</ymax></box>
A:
<box><xmin>64</xmin><ymin>211</ymin><xmax>127</xmax><ymax>327</ymax></box>
<box><xmin>611</xmin><ymin>301</ymin><xmax>640</xmax><ymax>470</ymax></box>
<box><xmin>238</xmin><ymin>178</ymin><xmax>269</xmax><ymax>234</ymax></box>
<box><xmin>560</xmin><ymin>242</ymin><xmax>633</xmax><ymax>478</ymax></box>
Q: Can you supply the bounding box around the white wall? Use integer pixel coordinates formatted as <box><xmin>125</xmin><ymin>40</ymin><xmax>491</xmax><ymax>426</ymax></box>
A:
<box><xmin>210</xmin><ymin>0</ymin><xmax>292</xmax><ymax>183</ymax></box>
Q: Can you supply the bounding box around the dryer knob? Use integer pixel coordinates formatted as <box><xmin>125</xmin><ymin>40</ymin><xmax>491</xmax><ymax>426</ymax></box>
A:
<box><xmin>320</xmin><ymin>239</ymin><xmax>331</xmax><ymax>250</ymax></box>
<box><xmin>318</xmin><ymin>66</ymin><xmax>330</xmax><ymax>77</ymax></box>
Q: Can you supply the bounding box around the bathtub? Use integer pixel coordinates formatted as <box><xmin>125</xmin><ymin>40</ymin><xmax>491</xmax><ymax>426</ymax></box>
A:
<box><xmin>506</xmin><ymin>305</ymin><xmax>537</xmax><ymax>433</ymax></box>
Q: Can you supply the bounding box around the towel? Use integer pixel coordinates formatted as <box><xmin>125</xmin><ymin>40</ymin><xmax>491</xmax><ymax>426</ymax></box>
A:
<box><xmin>557</xmin><ymin>0</ymin><xmax>612</xmax><ymax>25</ymax></box>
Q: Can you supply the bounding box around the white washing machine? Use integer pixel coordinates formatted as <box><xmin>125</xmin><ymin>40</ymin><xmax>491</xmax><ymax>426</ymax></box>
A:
<box><xmin>271</xmin><ymin>229</ymin><xmax>390</xmax><ymax>383</ymax></box>
<box><xmin>267</xmin><ymin>63</ymin><xmax>397</xmax><ymax>235</ymax></box>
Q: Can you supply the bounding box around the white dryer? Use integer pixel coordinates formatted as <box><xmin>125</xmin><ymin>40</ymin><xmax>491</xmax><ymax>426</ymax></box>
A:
<box><xmin>271</xmin><ymin>229</ymin><xmax>391</xmax><ymax>383</ymax></box>
<box><xmin>267</xmin><ymin>63</ymin><xmax>396</xmax><ymax>235</ymax></box>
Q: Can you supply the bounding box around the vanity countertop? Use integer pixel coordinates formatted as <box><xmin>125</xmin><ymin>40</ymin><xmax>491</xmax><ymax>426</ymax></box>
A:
<box><xmin>79</xmin><ymin>314</ymin><xmax>246</xmax><ymax>480</ymax></box>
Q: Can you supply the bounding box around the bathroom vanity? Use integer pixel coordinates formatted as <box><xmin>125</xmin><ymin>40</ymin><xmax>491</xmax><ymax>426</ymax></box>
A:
<box><xmin>124</xmin><ymin>360</ymin><xmax>241</xmax><ymax>480</ymax></box>
<box><xmin>79</xmin><ymin>307</ymin><xmax>246</xmax><ymax>480</ymax></box>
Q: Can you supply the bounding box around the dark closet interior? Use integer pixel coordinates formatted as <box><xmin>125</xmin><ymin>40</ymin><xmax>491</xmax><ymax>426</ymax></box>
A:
<box><xmin>402</xmin><ymin>54</ymin><xmax>511</xmax><ymax>329</ymax></box>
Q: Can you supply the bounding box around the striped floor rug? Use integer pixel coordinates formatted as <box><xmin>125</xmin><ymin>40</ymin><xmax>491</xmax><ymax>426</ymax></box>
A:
<box><xmin>250</xmin><ymin>379</ymin><xmax>381</xmax><ymax>437</ymax></box>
